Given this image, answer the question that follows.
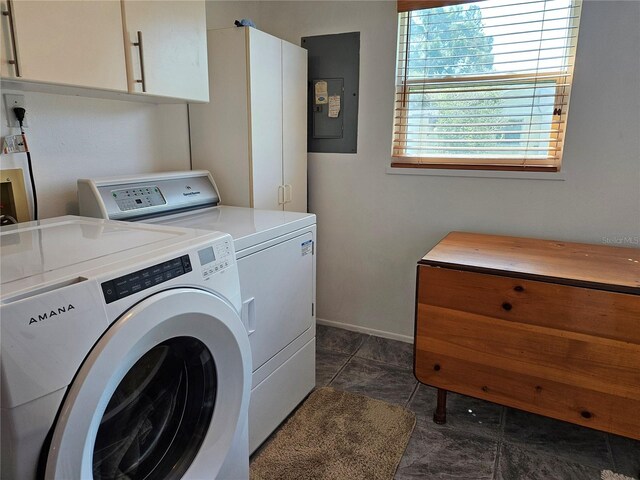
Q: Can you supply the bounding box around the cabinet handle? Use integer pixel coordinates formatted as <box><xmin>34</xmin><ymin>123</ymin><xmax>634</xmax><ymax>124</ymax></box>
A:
<box><xmin>133</xmin><ymin>31</ymin><xmax>146</xmax><ymax>92</ymax></box>
<box><xmin>284</xmin><ymin>184</ymin><xmax>292</xmax><ymax>203</ymax></box>
<box><xmin>278</xmin><ymin>185</ymin><xmax>285</xmax><ymax>205</ymax></box>
<box><xmin>2</xmin><ymin>0</ymin><xmax>21</xmax><ymax>77</ymax></box>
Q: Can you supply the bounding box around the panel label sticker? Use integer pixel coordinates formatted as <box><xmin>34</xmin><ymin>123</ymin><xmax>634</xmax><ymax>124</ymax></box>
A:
<box><xmin>314</xmin><ymin>81</ymin><xmax>328</xmax><ymax>104</ymax></box>
<box><xmin>328</xmin><ymin>95</ymin><xmax>341</xmax><ymax>118</ymax></box>
<box><xmin>301</xmin><ymin>240</ymin><xmax>313</xmax><ymax>256</ymax></box>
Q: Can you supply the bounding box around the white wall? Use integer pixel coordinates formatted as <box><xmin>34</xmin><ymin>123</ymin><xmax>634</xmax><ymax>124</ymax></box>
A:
<box><xmin>0</xmin><ymin>90</ymin><xmax>191</xmax><ymax>218</ymax></box>
<box><xmin>207</xmin><ymin>1</ymin><xmax>640</xmax><ymax>341</ymax></box>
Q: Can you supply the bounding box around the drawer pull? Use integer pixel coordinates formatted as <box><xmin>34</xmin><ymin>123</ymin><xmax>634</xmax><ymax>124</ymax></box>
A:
<box><xmin>514</xmin><ymin>285</ymin><xmax>524</xmax><ymax>292</ymax></box>
<box><xmin>433</xmin><ymin>364</ymin><xmax>441</xmax><ymax>371</ymax></box>
<box><xmin>502</xmin><ymin>302</ymin><xmax>513</xmax><ymax>311</ymax></box>
<box><xmin>581</xmin><ymin>411</ymin><xmax>592</xmax><ymax>419</ymax></box>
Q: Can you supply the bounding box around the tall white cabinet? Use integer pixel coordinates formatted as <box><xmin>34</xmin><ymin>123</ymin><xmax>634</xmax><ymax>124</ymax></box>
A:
<box><xmin>189</xmin><ymin>27</ymin><xmax>308</xmax><ymax>212</ymax></box>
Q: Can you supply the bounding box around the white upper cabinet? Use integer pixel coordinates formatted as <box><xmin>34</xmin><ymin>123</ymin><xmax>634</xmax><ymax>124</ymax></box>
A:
<box><xmin>122</xmin><ymin>0</ymin><xmax>209</xmax><ymax>102</ymax></box>
<box><xmin>1</xmin><ymin>0</ymin><xmax>208</xmax><ymax>103</ymax></box>
<box><xmin>0</xmin><ymin>0</ymin><xmax>127</xmax><ymax>91</ymax></box>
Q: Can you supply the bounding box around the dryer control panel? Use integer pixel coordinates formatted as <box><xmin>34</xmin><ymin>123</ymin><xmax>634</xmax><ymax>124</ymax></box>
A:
<box><xmin>78</xmin><ymin>171</ymin><xmax>220</xmax><ymax>221</ymax></box>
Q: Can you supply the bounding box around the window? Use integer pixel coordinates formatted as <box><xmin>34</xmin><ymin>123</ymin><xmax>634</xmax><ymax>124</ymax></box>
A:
<box><xmin>393</xmin><ymin>0</ymin><xmax>582</xmax><ymax>171</ymax></box>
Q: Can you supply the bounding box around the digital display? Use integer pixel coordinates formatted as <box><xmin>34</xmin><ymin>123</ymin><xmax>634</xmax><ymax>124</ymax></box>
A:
<box><xmin>198</xmin><ymin>247</ymin><xmax>216</xmax><ymax>266</ymax></box>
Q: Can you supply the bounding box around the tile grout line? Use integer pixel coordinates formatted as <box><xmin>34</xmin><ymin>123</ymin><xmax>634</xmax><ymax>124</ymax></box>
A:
<box><xmin>326</xmin><ymin>334</ymin><xmax>370</xmax><ymax>386</ymax></box>
<box><xmin>404</xmin><ymin>381</ymin><xmax>420</xmax><ymax>409</ymax></box>
<box><xmin>491</xmin><ymin>440</ymin><xmax>502</xmax><ymax>480</ymax></box>
<box><xmin>499</xmin><ymin>407</ymin><xmax>507</xmax><ymax>440</ymax></box>
<box><xmin>491</xmin><ymin>405</ymin><xmax>508</xmax><ymax>480</ymax></box>
<box><xmin>605</xmin><ymin>434</ymin><xmax>616</xmax><ymax>472</ymax></box>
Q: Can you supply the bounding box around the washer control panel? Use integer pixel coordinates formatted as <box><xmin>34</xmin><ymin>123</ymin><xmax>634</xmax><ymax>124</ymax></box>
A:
<box><xmin>111</xmin><ymin>186</ymin><xmax>166</xmax><ymax>212</ymax></box>
<box><xmin>101</xmin><ymin>255</ymin><xmax>192</xmax><ymax>304</ymax></box>
<box><xmin>198</xmin><ymin>238</ymin><xmax>233</xmax><ymax>279</ymax></box>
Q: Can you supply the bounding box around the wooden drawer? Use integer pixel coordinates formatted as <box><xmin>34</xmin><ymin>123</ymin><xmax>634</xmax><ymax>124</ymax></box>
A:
<box><xmin>418</xmin><ymin>266</ymin><xmax>640</xmax><ymax>344</ymax></box>
<box><xmin>415</xmin><ymin>304</ymin><xmax>640</xmax><ymax>439</ymax></box>
<box><xmin>415</xmin><ymin>348</ymin><xmax>640</xmax><ymax>439</ymax></box>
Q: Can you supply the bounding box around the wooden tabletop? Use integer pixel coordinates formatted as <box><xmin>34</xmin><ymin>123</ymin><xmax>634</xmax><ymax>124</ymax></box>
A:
<box><xmin>420</xmin><ymin>232</ymin><xmax>640</xmax><ymax>294</ymax></box>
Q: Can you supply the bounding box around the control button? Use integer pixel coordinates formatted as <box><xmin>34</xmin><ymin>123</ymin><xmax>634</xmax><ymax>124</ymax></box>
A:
<box><xmin>142</xmin><ymin>278</ymin><xmax>154</xmax><ymax>288</ymax></box>
<box><xmin>150</xmin><ymin>266</ymin><xmax>163</xmax><ymax>276</ymax></box>
<box><xmin>115</xmin><ymin>277</ymin><xmax>128</xmax><ymax>289</ymax></box>
<box><xmin>102</xmin><ymin>281</ymin><xmax>118</xmax><ymax>304</ymax></box>
<box><xmin>164</xmin><ymin>267</ymin><xmax>183</xmax><ymax>280</ymax></box>
<box><xmin>170</xmin><ymin>259</ymin><xmax>182</xmax><ymax>269</ymax></box>
<box><xmin>162</xmin><ymin>261</ymin><xmax>174</xmax><ymax>272</ymax></box>
<box><xmin>116</xmin><ymin>282</ymin><xmax>131</xmax><ymax>296</ymax></box>
<box><xmin>172</xmin><ymin>266</ymin><xmax>184</xmax><ymax>277</ymax></box>
<box><xmin>154</xmin><ymin>274</ymin><xmax>164</xmax><ymax>284</ymax></box>
<box><xmin>141</xmin><ymin>269</ymin><xmax>151</xmax><ymax>279</ymax></box>
<box><xmin>130</xmin><ymin>283</ymin><xmax>143</xmax><ymax>293</ymax></box>
<box><xmin>182</xmin><ymin>255</ymin><xmax>192</xmax><ymax>272</ymax></box>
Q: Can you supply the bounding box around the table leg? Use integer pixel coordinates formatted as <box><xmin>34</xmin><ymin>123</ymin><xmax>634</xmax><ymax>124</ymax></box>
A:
<box><xmin>433</xmin><ymin>388</ymin><xmax>447</xmax><ymax>424</ymax></box>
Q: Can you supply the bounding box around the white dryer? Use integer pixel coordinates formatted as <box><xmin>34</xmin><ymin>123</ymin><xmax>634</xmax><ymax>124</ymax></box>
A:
<box><xmin>78</xmin><ymin>171</ymin><xmax>316</xmax><ymax>453</ymax></box>
<box><xmin>0</xmin><ymin>216</ymin><xmax>251</xmax><ymax>479</ymax></box>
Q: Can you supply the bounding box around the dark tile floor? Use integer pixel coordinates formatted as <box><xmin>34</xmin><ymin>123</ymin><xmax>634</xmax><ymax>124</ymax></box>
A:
<box><xmin>315</xmin><ymin>325</ymin><xmax>640</xmax><ymax>480</ymax></box>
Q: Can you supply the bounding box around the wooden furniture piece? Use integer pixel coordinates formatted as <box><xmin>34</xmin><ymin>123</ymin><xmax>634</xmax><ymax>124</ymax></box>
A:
<box><xmin>189</xmin><ymin>27</ymin><xmax>308</xmax><ymax>213</ymax></box>
<box><xmin>414</xmin><ymin>232</ymin><xmax>640</xmax><ymax>440</ymax></box>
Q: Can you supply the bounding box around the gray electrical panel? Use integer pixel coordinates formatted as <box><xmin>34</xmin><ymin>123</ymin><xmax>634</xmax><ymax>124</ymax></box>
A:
<box><xmin>302</xmin><ymin>32</ymin><xmax>360</xmax><ymax>153</ymax></box>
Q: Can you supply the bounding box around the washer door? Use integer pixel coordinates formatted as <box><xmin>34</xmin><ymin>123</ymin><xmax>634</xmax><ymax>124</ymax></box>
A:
<box><xmin>45</xmin><ymin>288</ymin><xmax>251</xmax><ymax>480</ymax></box>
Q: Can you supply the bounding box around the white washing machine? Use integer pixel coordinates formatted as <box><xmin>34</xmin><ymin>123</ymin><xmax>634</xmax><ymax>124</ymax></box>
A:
<box><xmin>0</xmin><ymin>216</ymin><xmax>251</xmax><ymax>479</ymax></box>
<box><xmin>78</xmin><ymin>171</ymin><xmax>316</xmax><ymax>453</ymax></box>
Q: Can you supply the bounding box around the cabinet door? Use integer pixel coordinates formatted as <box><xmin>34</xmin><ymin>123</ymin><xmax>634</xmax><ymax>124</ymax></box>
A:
<box><xmin>248</xmin><ymin>28</ymin><xmax>283</xmax><ymax>211</ymax></box>
<box><xmin>122</xmin><ymin>0</ymin><xmax>208</xmax><ymax>102</ymax></box>
<box><xmin>281</xmin><ymin>41</ymin><xmax>308</xmax><ymax>213</ymax></box>
<box><xmin>0</xmin><ymin>0</ymin><xmax>127</xmax><ymax>91</ymax></box>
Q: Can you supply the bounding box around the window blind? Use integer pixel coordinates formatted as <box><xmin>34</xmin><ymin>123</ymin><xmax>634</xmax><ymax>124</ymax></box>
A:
<box><xmin>392</xmin><ymin>0</ymin><xmax>582</xmax><ymax>171</ymax></box>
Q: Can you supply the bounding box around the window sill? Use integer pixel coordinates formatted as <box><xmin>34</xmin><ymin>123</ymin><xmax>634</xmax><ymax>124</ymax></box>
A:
<box><xmin>386</xmin><ymin>165</ymin><xmax>567</xmax><ymax>181</ymax></box>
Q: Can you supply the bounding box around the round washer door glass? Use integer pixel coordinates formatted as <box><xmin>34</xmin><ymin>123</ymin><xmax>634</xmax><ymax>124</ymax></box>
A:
<box><xmin>92</xmin><ymin>336</ymin><xmax>216</xmax><ymax>480</ymax></box>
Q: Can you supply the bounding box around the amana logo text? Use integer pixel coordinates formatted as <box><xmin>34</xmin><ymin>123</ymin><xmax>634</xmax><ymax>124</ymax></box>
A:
<box><xmin>29</xmin><ymin>304</ymin><xmax>75</xmax><ymax>325</ymax></box>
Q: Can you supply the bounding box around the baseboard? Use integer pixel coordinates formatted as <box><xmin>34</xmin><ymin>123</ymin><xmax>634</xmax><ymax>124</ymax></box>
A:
<box><xmin>316</xmin><ymin>318</ymin><xmax>414</xmax><ymax>344</ymax></box>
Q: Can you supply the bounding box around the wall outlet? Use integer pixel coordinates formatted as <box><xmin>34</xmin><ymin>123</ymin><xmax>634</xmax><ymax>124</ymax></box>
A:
<box><xmin>4</xmin><ymin>94</ymin><xmax>28</xmax><ymax>128</ymax></box>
